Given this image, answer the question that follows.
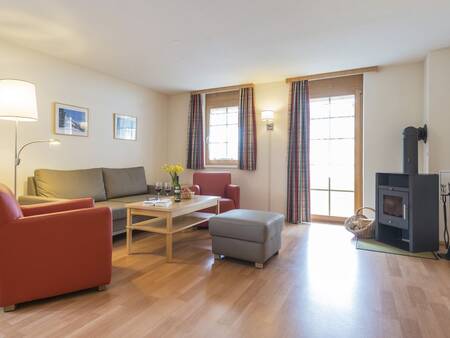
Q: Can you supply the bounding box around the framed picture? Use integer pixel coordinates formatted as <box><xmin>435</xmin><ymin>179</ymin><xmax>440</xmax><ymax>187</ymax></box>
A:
<box><xmin>54</xmin><ymin>103</ymin><xmax>89</xmax><ymax>137</ymax></box>
<box><xmin>114</xmin><ymin>113</ymin><xmax>137</xmax><ymax>141</ymax></box>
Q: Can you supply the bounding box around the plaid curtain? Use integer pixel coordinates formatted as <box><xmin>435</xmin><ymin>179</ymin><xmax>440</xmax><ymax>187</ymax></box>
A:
<box><xmin>187</xmin><ymin>94</ymin><xmax>205</xmax><ymax>169</ymax></box>
<box><xmin>287</xmin><ymin>80</ymin><xmax>311</xmax><ymax>223</ymax></box>
<box><xmin>238</xmin><ymin>87</ymin><xmax>257</xmax><ymax>170</ymax></box>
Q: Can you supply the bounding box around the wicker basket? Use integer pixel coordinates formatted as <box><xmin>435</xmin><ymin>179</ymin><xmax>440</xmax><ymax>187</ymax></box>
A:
<box><xmin>181</xmin><ymin>191</ymin><xmax>195</xmax><ymax>200</ymax></box>
<box><xmin>344</xmin><ymin>207</ymin><xmax>376</xmax><ymax>239</ymax></box>
<box><xmin>181</xmin><ymin>187</ymin><xmax>195</xmax><ymax>200</ymax></box>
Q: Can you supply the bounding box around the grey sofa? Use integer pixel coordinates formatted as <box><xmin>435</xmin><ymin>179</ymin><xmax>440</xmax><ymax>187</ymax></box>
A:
<box><xmin>19</xmin><ymin>167</ymin><xmax>154</xmax><ymax>236</ymax></box>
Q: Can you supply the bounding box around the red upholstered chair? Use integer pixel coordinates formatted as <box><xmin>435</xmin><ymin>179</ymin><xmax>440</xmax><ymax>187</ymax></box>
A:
<box><xmin>191</xmin><ymin>172</ymin><xmax>240</xmax><ymax>214</ymax></box>
<box><xmin>0</xmin><ymin>183</ymin><xmax>112</xmax><ymax>312</ymax></box>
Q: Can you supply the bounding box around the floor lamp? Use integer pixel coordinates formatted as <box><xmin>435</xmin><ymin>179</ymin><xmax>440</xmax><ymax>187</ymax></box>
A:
<box><xmin>0</xmin><ymin>79</ymin><xmax>60</xmax><ymax>196</ymax></box>
<box><xmin>261</xmin><ymin>110</ymin><xmax>274</xmax><ymax>211</ymax></box>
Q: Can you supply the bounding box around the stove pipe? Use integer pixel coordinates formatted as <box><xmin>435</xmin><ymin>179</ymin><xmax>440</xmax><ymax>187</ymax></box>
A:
<box><xmin>403</xmin><ymin>124</ymin><xmax>427</xmax><ymax>174</ymax></box>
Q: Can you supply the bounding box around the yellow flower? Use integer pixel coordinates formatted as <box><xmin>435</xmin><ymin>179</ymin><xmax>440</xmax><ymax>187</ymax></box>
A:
<box><xmin>162</xmin><ymin>163</ymin><xmax>184</xmax><ymax>175</ymax></box>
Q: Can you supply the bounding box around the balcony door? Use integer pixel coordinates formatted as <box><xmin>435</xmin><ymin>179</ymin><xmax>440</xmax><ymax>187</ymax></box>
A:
<box><xmin>309</xmin><ymin>75</ymin><xmax>363</xmax><ymax>222</ymax></box>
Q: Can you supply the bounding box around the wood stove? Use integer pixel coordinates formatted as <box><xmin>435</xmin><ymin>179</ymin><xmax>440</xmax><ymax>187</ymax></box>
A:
<box><xmin>375</xmin><ymin>173</ymin><xmax>438</xmax><ymax>252</ymax></box>
<box><xmin>375</xmin><ymin>125</ymin><xmax>439</xmax><ymax>252</ymax></box>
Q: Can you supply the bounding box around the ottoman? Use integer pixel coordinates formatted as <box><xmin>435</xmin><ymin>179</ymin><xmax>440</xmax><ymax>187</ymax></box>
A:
<box><xmin>209</xmin><ymin>209</ymin><xmax>284</xmax><ymax>268</ymax></box>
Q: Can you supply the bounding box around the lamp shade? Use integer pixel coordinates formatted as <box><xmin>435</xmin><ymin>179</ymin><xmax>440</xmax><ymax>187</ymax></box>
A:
<box><xmin>0</xmin><ymin>79</ymin><xmax>38</xmax><ymax>121</ymax></box>
<box><xmin>261</xmin><ymin>110</ymin><xmax>274</xmax><ymax>121</ymax></box>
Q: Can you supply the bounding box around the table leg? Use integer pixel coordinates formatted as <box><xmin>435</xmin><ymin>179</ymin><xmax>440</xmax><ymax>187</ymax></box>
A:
<box><xmin>217</xmin><ymin>199</ymin><xmax>220</xmax><ymax>214</ymax></box>
<box><xmin>166</xmin><ymin>215</ymin><xmax>173</xmax><ymax>262</ymax></box>
<box><xmin>166</xmin><ymin>234</ymin><xmax>173</xmax><ymax>262</ymax></box>
<box><xmin>127</xmin><ymin>208</ymin><xmax>132</xmax><ymax>254</ymax></box>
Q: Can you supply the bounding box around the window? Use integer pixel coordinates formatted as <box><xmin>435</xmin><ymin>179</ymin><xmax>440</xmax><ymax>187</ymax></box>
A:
<box><xmin>309</xmin><ymin>75</ymin><xmax>363</xmax><ymax>222</ymax></box>
<box><xmin>205</xmin><ymin>91</ymin><xmax>239</xmax><ymax>165</ymax></box>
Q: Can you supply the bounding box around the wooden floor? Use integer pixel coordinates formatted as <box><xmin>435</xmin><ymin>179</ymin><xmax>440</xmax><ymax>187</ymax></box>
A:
<box><xmin>1</xmin><ymin>223</ymin><xmax>449</xmax><ymax>338</ymax></box>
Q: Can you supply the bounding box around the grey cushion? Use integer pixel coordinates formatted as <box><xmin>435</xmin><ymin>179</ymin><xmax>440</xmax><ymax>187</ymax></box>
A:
<box><xmin>95</xmin><ymin>200</ymin><xmax>127</xmax><ymax>220</ymax></box>
<box><xmin>34</xmin><ymin>168</ymin><xmax>107</xmax><ymax>202</ymax></box>
<box><xmin>96</xmin><ymin>194</ymin><xmax>153</xmax><ymax>220</ymax></box>
<box><xmin>209</xmin><ymin>209</ymin><xmax>284</xmax><ymax>243</ymax></box>
<box><xmin>109</xmin><ymin>194</ymin><xmax>154</xmax><ymax>204</ymax></box>
<box><xmin>212</xmin><ymin>234</ymin><xmax>281</xmax><ymax>263</ymax></box>
<box><xmin>102</xmin><ymin>167</ymin><xmax>148</xmax><ymax>199</ymax></box>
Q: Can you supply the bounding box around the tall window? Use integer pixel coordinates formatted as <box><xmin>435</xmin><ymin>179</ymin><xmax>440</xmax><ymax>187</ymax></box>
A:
<box><xmin>205</xmin><ymin>91</ymin><xmax>239</xmax><ymax>165</ymax></box>
<box><xmin>309</xmin><ymin>75</ymin><xmax>362</xmax><ymax>221</ymax></box>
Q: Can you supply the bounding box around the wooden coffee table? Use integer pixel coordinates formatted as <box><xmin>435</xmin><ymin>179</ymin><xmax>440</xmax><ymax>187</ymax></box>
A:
<box><xmin>126</xmin><ymin>195</ymin><xmax>220</xmax><ymax>262</ymax></box>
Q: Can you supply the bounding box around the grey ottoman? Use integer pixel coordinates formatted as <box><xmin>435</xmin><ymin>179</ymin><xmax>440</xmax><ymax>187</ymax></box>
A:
<box><xmin>209</xmin><ymin>209</ymin><xmax>284</xmax><ymax>268</ymax></box>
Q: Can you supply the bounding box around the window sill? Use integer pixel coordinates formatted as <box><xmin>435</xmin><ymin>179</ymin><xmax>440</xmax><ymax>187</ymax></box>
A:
<box><xmin>204</xmin><ymin>164</ymin><xmax>239</xmax><ymax>169</ymax></box>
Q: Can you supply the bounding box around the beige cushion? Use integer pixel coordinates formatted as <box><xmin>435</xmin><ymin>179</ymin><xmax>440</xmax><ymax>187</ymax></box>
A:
<box><xmin>27</xmin><ymin>177</ymin><xmax>37</xmax><ymax>195</ymax></box>
<box><xmin>102</xmin><ymin>167</ymin><xmax>148</xmax><ymax>199</ymax></box>
<box><xmin>34</xmin><ymin>168</ymin><xmax>107</xmax><ymax>202</ymax></box>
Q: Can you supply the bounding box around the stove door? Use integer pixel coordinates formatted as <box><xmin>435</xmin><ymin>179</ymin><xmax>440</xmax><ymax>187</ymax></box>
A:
<box><xmin>378</xmin><ymin>188</ymin><xmax>409</xmax><ymax>230</ymax></box>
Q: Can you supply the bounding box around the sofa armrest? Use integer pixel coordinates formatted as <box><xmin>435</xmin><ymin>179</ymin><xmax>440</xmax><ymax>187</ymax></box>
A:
<box><xmin>190</xmin><ymin>185</ymin><xmax>201</xmax><ymax>195</ymax></box>
<box><xmin>18</xmin><ymin>195</ymin><xmax>66</xmax><ymax>205</ymax></box>
<box><xmin>226</xmin><ymin>184</ymin><xmax>240</xmax><ymax>209</ymax></box>
<box><xmin>21</xmin><ymin>198</ymin><xmax>95</xmax><ymax>217</ymax></box>
<box><xmin>0</xmin><ymin>207</ymin><xmax>112</xmax><ymax>307</ymax></box>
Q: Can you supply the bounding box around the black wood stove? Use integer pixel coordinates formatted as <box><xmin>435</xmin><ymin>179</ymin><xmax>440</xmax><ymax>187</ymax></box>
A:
<box><xmin>375</xmin><ymin>125</ymin><xmax>439</xmax><ymax>252</ymax></box>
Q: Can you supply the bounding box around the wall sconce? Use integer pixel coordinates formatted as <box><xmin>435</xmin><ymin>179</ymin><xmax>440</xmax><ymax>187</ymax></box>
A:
<box><xmin>261</xmin><ymin>110</ymin><xmax>274</xmax><ymax>131</ymax></box>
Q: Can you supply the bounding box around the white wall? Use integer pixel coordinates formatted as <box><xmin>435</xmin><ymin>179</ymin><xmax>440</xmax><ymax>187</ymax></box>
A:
<box><xmin>363</xmin><ymin>63</ymin><xmax>424</xmax><ymax>208</ymax></box>
<box><xmin>4</xmin><ymin>37</ymin><xmax>446</xmax><ymax>240</ymax></box>
<box><xmin>168</xmin><ymin>82</ymin><xmax>289</xmax><ymax>214</ymax></box>
<box><xmin>424</xmin><ymin>47</ymin><xmax>450</xmax><ymax>239</ymax></box>
<box><xmin>424</xmin><ymin>47</ymin><xmax>450</xmax><ymax>173</ymax></box>
<box><xmin>168</xmin><ymin>64</ymin><xmax>425</xmax><ymax>216</ymax></box>
<box><xmin>153</xmin><ymin>47</ymin><xmax>450</xmax><ymax>242</ymax></box>
<box><xmin>0</xmin><ymin>41</ymin><xmax>168</xmax><ymax>194</ymax></box>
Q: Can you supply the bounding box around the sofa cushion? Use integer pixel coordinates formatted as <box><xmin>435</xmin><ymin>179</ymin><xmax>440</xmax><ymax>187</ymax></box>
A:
<box><xmin>209</xmin><ymin>209</ymin><xmax>284</xmax><ymax>243</ymax></box>
<box><xmin>95</xmin><ymin>200</ymin><xmax>126</xmax><ymax>220</ymax></box>
<box><xmin>96</xmin><ymin>194</ymin><xmax>153</xmax><ymax>221</ymax></box>
<box><xmin>102</xmin><ymin>167</ymin><xmax>148</xmax><ymax>199</ymax></box>
<box><xmin>34</xmin><ymin>168</ymin><xmax>107</xmax><ymax>202</ymax></box>
<box><xmin>109</xmin><ymin>194</ymin><xmax>154</xmax><ymax>204</ymax></box>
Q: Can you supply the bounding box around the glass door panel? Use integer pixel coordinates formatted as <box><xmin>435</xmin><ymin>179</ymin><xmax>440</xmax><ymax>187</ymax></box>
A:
<box><xmin>310</xmin><ymin>95</ymin><xmax>356</xmax><ymax>219</ymax></box>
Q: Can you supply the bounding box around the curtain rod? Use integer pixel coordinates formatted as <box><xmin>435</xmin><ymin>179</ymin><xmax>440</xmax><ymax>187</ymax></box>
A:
<box><xmin>191</xmin><ymin>83</ymin><xmax>254</xmax><ymax>95</ymax></box>
<box><xmin>285</xmin><ymin>66</ymin><xmax>378</xmax><ymax>83</ymax></box>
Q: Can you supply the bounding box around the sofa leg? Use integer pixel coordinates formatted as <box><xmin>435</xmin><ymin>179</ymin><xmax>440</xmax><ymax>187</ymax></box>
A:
<box><xmin>3</xmin><ymin>305</ymin><xmax>16</xmax><ymax>312</ymax></box>
<box><xmin>255</xmin><ymin>262</ymin><xmax>264</xmax><ymax>269</ymax></box>
<box><xmin>97</xmin><ymin>285</ymin><xmax>107</xmax><ymax>292</ymax></box>
<box><xmin>214</xmin><ymin>254</ymin><xmax>223</xmax><ymax>260</ymax></box>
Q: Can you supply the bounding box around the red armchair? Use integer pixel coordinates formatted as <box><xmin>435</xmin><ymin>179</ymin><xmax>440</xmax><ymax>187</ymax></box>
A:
<box><xmin>191</xmin><ymin>172</ymin><xmax>240</xmax><ymax>214</ymax></box>
<box><xmin>0</xmin><ymin>184</ymin><xmax>112</xmax><ymax>312</ymax></box>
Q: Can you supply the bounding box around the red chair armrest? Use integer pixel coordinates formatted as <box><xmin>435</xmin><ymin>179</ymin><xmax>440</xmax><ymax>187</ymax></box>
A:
<box><xmin>20</xmin><ymin>198</ymin><xmax>94</xmax><ymax>216</ymax></box>
<box><xmin>191</xmin><ymin>185</ymin><xmax>201</xmax><ymax>195</ymax></box>
<box><xmin>226</xmin><ymin>184</ymin><xmax>240</xmax><ymax>209</ymax></box>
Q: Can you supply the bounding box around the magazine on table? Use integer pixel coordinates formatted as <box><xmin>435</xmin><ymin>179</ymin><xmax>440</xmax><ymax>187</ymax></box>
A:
<box><xmin>143</xmin><ymin>198</ymin><xmax>172</xmax><ymax>207</ymax></box>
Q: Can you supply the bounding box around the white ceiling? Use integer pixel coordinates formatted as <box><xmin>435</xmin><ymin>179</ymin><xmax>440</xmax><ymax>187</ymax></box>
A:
<box><xmin>1</xmin><ymin>0</ymin><xmax>450</xmax><ymax>93</ymax></box>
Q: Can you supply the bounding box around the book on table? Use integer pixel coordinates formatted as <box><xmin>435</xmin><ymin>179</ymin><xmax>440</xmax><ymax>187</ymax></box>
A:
<box><xmin>143</xmin><ymin>198</ymin><xmax>172</xmax><ymax>208</ymax></box>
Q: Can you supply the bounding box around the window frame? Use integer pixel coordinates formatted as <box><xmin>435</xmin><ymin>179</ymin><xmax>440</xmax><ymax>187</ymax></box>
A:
<box><xmin>308</xmin><ymin>75</ymin><xmax>363</xmax><ymax>223</ymax></box>
<box><xmin>205</xmin><ymin>91</ymin><xmax>240</xmax><ymax>166</ymax></box>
